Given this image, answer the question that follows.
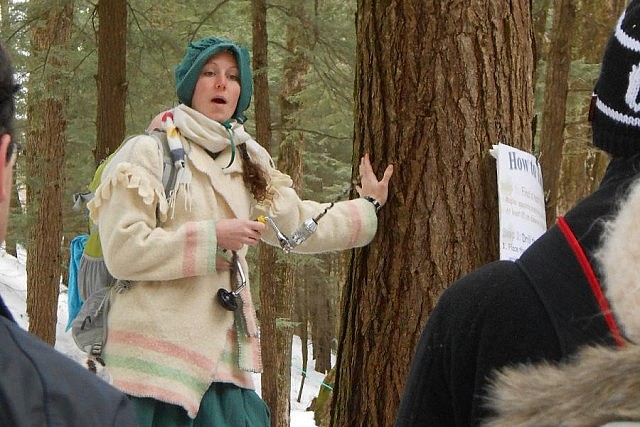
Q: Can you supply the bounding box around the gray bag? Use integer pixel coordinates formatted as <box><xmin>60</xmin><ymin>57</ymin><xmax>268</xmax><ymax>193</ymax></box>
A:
<box><xmin>69</xmin><ymin>130</ymin><xmax>179</xmax><ymax>363</ymax></box>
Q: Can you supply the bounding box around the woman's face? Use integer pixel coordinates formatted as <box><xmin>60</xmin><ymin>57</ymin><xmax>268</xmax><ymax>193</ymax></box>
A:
<box><xmin>191</xmin><ymin>51</ymin><xmax>241</xmax><ymax>123</ymax></box>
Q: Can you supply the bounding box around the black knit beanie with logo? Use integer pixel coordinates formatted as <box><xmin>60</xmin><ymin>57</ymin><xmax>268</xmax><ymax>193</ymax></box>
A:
<box><xmin>592</xmin><ymin>0</ymin><xmax>640</xmax><ymax>157</ymax></box>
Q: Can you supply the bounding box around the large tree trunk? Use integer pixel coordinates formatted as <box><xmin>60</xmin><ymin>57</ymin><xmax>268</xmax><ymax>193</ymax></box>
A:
<box><xmin>95</xmin><ymin>0</ymin><xmax>127</xmax><ymax>165</ymax></box>
<box><xmin>25</xmin><ymin>2</ymin><xmax>73</xmax><ymax>344</ymax></box>
<box><xmin>539</xmin><ymin>0</ymin><xmax>575</xmax><ymax>225</ymax></box>
<box><xmin>331</xmin><ymin>1</ymin><xmax>534</xmax><ymax>425</ymax></box>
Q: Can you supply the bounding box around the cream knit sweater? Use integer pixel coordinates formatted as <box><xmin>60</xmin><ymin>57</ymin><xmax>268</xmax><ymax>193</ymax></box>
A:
<box><xmin>88</xmin><ymin>105</ymin><xmax>378</xmax><ymax>417</ymax></box>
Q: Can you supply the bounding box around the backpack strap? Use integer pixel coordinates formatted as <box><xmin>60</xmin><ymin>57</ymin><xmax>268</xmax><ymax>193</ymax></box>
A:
<box><xmin>74</xmin><ymin>129</ymin><xmax>182</xmax><ymax>211</ymax></box>
<box><xmin>557</xmin><ymin>215</ymin><xmax>625</xmax><ymax>347</ymax></box>
<box><xmin>145</xmin><ymin>129</ymin><xmax>186</xmax><ymax>222</ymax></box>
<box><xmin>146</xmin><ymin>130</ymin><xmax>179</xmax><ymax>196</ymax></box>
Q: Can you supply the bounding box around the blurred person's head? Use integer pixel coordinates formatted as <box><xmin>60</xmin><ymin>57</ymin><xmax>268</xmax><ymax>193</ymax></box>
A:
<box><xmin>0</xmin><ymin>42</ymin><xmax>20</xmax><ymax>242</ymax></box>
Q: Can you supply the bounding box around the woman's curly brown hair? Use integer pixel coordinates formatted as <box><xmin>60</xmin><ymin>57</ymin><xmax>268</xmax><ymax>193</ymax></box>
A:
<box><xmin>238</xmin><ymin>144</ymin><xmax>270</xmax><ymax>203</ymax></box>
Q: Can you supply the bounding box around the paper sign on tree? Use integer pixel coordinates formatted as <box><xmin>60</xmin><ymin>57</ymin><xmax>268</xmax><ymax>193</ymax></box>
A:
<box><xmin>490</xmin><ymin>143</ymin><xmax>547</xmax><ymax>261</ymax></box>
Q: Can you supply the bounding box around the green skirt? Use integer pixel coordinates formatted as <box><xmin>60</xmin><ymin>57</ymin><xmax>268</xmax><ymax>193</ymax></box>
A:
<box><xmin>129</xmin><ymin>382</ymin><xmax>271</xmax><ymax>427</ymax></box>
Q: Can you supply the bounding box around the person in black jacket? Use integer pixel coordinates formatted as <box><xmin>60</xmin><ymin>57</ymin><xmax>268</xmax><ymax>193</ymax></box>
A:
<box><xmin>395</xmin><ymin>1</ymin><xmax>640</xmax><ymax>425</ymax></box>
<box><xmin>0</xmin><ymin>42</ymin><xmax>138</xmax><ymax>427</ymax></box>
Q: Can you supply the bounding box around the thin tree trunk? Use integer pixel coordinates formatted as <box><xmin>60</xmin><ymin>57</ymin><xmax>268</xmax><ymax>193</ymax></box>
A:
<box><xmin>251</xmin><ymin>1</ymin><xmax>283</xmax><ymax>425</ymax></box>
<box><xmin>310</xmin><ymin>254</ymin><xmax>333</xmax><ymax>373</ymax></box>
<box><xmin>95</xmin><ymin>0</ymin><xmax>127</xmax><ymax>165</ymax></box>
<box><xmin>332</xmin><ymin>0</ymin><xmax>534</xmax><ymax>425</ymax></box>
<box><xmin>263</xmin><ymin>3</ymin><xmax>312</xmax><ymax>426</ymax></box>
<box><xmin>576</xmin><ymin>0</ymin><xmax>625</xmax><ymax>63</ymax></box>
<box><xmin>0</xmin><ymin>0</ymin><xmax>6</xmax><ymax>34</ymax></box>
<box><xmin>269</xmin><ymin>138</ymin><xmax>300</xmax><ymax>427</ymax></box>
<box><xmin>556</xmin><ymin>0</ymin><xmax>624</xmax><ymax>215</ymax></box>
<box><xmin>539</xmin><ymin>0</ymin><xmax>576</xmax><ymax>225</ymax></box>
<box><xmin>533</xmin><ymin>0</ymin><xmax>551</xmax><ymax>66</ymax></box>
<box><xmin>296</xmin><ymin>320</ymin><xmax>308</xmax><ymax>403</ymax></box>
<box><xmin>26</xmin><ymin>2</ymin><xmax>73</xmax><ymax>344</ymax></box>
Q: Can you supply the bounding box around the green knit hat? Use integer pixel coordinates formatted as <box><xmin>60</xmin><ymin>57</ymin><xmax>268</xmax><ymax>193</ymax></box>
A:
<box><xmin>175</xmin><ymin>37</ymin><xmax>253</xmax><ymax>123</ymax></box>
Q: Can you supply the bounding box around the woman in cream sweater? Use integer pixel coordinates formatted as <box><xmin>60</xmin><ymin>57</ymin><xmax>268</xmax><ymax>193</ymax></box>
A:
<box><xmin>89</xmin><ymin>36</ymin><xmax>393</xmax><ymax>426</ymax></box>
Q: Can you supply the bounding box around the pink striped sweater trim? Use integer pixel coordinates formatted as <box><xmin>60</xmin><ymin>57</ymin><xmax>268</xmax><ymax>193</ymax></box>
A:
<box><xmin>347</xmin><ymin>201</ymin><xmax>363</xmax><ymax>247</ymax></box>
<box><xmin>109</xmin><ymin>330</ymin><xmax>215</xmax><ymax>371</ymax></box>
<box><xmin>183</xmin><ymin>222</ymin><xmax>198</xmax><ymax>276</ymax></box>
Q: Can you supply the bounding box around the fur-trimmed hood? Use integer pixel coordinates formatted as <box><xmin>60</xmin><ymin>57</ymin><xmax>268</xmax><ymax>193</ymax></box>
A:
<box><xmin>483</xmin><ymin>344</ymin><xmax>640</xmax><ymax>426</ymax></box>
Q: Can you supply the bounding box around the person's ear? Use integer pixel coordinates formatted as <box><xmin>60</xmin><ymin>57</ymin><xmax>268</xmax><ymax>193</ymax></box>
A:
<box><xmin>0</xmin><ymin>134</ymin><xmax>11</xmax><ymax>202</ymax></box>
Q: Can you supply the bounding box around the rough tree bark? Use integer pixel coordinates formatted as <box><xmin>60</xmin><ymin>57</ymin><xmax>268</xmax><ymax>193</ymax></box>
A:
<box><xmin>331</xmin><ymin>1</ymin><xmax>535</xmax><ymax>425</ymax></box>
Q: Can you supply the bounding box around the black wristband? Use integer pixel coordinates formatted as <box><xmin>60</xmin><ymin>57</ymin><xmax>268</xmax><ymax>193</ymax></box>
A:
<box><xmin>363</xmin><ymin>196</ymin><xmax>382</xmax><ymax>213</ymax></box>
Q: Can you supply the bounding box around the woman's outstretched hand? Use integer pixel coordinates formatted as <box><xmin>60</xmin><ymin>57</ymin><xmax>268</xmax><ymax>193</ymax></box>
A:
<box><xmin>356</xmin><ymin>153</ymin><xmax>394</xmax><ymax>206</ymax></box>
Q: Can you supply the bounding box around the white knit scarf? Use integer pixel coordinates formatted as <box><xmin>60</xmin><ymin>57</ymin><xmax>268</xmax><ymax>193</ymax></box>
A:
<box><xmin>173</xmin><ymin>104</ymin><xmax>253</xmax><ymax>154</ymax></box>
<box><xmin>162</xmin><ymin>104</ymin><xmax>253</xmax><ymax>216</ymax></box>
